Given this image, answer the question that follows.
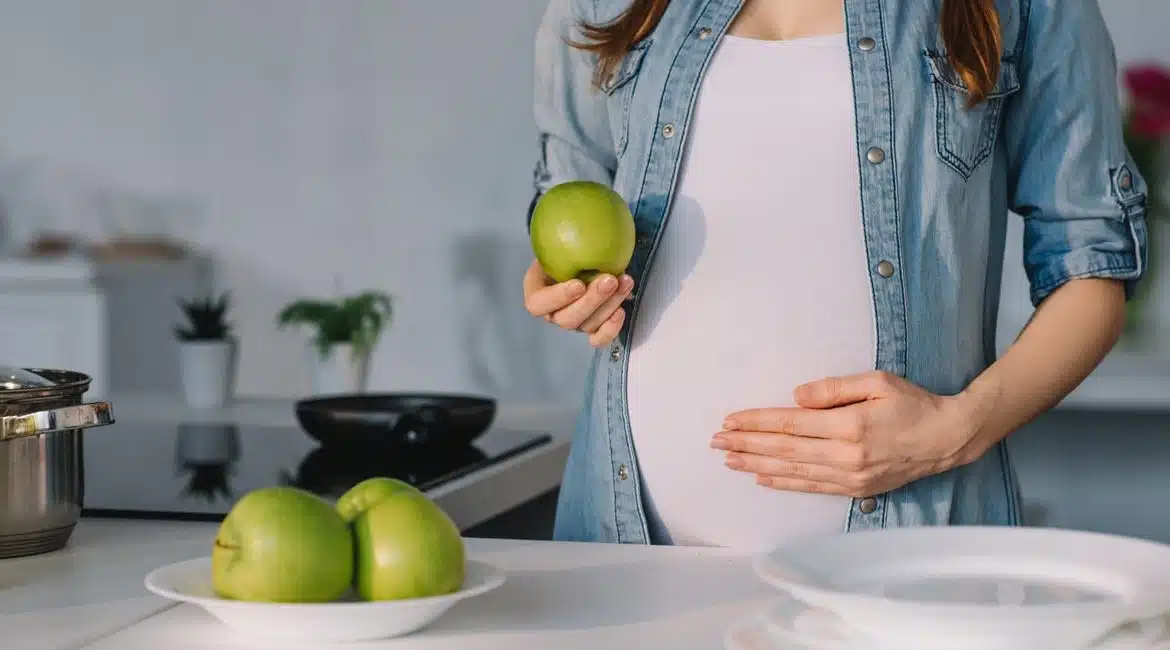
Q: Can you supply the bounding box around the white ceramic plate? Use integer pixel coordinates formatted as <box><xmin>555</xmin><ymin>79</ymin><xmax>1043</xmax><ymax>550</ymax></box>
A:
<box><xmin>145</xmin><ymin>557</ymin><xmax>505</xmax><ymax>643</ymax></box>
<box><xmin>725</xmin><ymin>611</ymin><xmax>1170</xmax><ymax>650</ymax></box>
<box><xmin>756</xmin><ymin>594</ymin><xmax>1170</xmax><ymax>650</ymax></box>
<box><xmin>752</xmin><ymin>527</ymin><xmax>1170</xmax><ymax>650</ymax></box>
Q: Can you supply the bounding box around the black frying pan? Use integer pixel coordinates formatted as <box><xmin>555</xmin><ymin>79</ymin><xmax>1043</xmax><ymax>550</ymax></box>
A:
<box><xmin>294</xmin><ymin>393</ymin><xmax>497</xmax><ymax>448</ymax></box>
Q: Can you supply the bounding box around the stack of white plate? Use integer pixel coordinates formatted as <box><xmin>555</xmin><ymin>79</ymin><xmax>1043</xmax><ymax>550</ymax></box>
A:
<box><xmin>726</xmin><ymin>527</ymin><xmax>1170</xmax><ymax>650</ymax></box>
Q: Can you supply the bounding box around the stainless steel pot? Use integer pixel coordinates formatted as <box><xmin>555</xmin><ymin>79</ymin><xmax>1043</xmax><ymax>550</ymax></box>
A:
<box><xmin>0</xmin><ymin>366</ymin><xmax>113</xmax><ymax>559</ymax></box>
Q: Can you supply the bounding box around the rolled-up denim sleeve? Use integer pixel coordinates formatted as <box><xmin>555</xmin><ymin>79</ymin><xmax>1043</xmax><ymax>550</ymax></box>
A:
<box><xmin>528</xmin><ymin>0</ymin><xmax>617</xmax><ymax>227</ymax></box>
<box><xmin>1003</xmin><ymin>0</ymin><xmax>1148</xmax><ymax>307</ymax></box>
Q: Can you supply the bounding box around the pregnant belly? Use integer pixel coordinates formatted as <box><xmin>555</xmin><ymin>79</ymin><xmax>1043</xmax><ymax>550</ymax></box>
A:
<box><xmin>627</xmin><ymin>350</ymin><xmax>860</xmax><ymax>550</ymax></box>
<box><xmin>626</xmin><ymin>260</ymin><xmax>875</xmax><ymax>550</ymax></box>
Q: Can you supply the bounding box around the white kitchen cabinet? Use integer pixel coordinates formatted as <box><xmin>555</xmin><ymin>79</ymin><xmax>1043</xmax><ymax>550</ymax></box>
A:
<box><xmin>0</xmin><ymin>258</ymin><xmax>108</xmax><ymax>398</ymax></box>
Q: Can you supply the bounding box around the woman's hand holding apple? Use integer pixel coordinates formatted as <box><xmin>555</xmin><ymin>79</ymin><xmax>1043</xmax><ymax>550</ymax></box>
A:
<box><xmin>522</xmin><ymin>260</ymin><xmax>634</xmax><ymax>348</ymax></box>
<box><xmin>525</xmin><ymin>181</ymin><xmax>638</xmax><ymax>346</ymax></box>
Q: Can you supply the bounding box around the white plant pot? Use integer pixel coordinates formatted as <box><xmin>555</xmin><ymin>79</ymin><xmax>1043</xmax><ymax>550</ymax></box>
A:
<box><xmin>175</xmin><ymin>423</ymin><xmax>240</xmax><ymax>466</ymax></box>
<box><xmin>308</xmin><ymin>342</ymin><xmax>371</xmax><ymax>395</ymax></box>
<box><xmin>178</xmin><ymin>339</ymin><xmax>237</xmax><ymax>408</ymax></box>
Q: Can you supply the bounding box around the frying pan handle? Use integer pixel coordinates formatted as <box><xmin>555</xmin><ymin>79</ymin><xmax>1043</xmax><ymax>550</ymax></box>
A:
<box><xmin>388</xmin><ymin>405</ymin><xmax>450</xmax><ymax>443</ymax></box>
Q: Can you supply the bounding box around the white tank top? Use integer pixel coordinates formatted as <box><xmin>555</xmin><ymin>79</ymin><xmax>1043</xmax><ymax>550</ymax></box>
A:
<box><xmin>626</xmin><ymin>33</ymin><xmax>877</xmax><ymax>552</ymax></box>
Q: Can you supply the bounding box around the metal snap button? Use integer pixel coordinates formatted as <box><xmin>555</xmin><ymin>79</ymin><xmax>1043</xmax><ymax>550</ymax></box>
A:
<box><xmin>662</xmin><ymin>123</ymin><xmax>677</xmax><ymax>138</ymax></box>
<box><xmin>866</xmin><ymin>147</ymin><xmax>886</xmax><ymax>164</ymax></box>
<box><xmin>610</xmin><ymin>345</ymin><xmax>621</xmax><ymax>361</ymax></box>
<box><xmin>1119</xmin><ymin>170</ymin><xmax>1133</xmax><ymax>191</ymax></box>
<box><xmin>876</xmin><ymin>260</ymin><xmax>895</xmax><ymax>278</ymax></box>
<box><xmin>859</xmin><ymin>497</ymin><xmax>878</xmax><ymax>514</ymax></box>
<box><xmin>618</xmin><ymin>464</ymin><xmax>630</xmax><ymax>480</ymax></box>
<box><xmin>858</xmin><ymin>37</ymin><xmax>876</xmax><ymax>51</ymax></box>
<box><xmin>698</xmin><ymin>27</ymin><xmax>713</xmax><ymax>40</ymax></box>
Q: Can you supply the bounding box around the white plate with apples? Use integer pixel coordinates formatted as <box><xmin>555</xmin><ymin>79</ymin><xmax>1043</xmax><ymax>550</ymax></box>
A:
<box><xmin>145</xmin><ymin>479</ymin><xmax>505</xmax><ymax>643</ymax></box>
<box><xmin>146</xmin><ymin>556</ymin><xmax>505</xmax><ymax>643</ymax></box>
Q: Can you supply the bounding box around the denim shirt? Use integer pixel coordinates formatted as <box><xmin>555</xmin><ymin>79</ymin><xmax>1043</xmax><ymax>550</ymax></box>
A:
<box><xmin>529</xmin><ymin>0</ymin><xmax>1149</xmax><ymax>544</ymax></box>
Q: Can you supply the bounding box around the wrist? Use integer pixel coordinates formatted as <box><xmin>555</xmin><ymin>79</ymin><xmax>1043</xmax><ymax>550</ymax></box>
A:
<box><xmin>948</xmin><ymin>376</ymin><xmax>1004</xmax><ymax>464</ymax></box>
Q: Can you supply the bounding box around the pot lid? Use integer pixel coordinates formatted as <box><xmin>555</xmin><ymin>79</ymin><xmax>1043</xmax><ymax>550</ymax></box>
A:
<box><xmin>0</xmin><ymin>366</ymin><xmax>58</xmax><ymax>390</ymax></box>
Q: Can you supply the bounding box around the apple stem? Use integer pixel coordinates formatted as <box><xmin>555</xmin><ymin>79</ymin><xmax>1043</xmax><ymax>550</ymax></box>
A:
<box><xmin>213</xmin><ymin>539</ymin><xmax>238</xmax><ymax>551</ymax></box>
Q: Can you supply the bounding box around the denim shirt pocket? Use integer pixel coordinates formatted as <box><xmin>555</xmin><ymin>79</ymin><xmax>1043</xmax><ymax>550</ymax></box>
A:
<box><xmin>923</xmin><ymin>51</ymin><xmax>1021</xmax><ymax>179</ymax></box>
<box><xmin>601</xmin><ymin>39</ymin><xmax>652</xmax><ymax>158</ymax></box>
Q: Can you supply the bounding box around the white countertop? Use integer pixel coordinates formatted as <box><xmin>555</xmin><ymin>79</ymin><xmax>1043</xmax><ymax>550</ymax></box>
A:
<box><xmin>3</xmin><ymin>519</ymin><xmax>773</xmax><ymax>650</ymax></box>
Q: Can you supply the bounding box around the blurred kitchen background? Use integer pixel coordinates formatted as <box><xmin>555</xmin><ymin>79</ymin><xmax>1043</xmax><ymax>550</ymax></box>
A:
<box><xmin>0</xmin><ymin>1</ymin><xmax>1167</xmax><ymax>542</ymax></box>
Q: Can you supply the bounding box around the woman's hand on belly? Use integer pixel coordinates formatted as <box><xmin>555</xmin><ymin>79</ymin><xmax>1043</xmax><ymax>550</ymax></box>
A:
<box><xmin>522</xmin><ymin>259</ymin><xmax>635</xmax><ymax>347</ymax></box>
<box><xmin>708</xmin><ymin>371</ymin><xmax>989</xmax><ymax>498</ymax></box>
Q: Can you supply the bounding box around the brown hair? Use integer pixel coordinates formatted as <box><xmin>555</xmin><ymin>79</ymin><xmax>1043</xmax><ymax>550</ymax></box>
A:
<box><xmin>574</xmin><ymin>0</ymin><xmax>1002</xmax><ymax>107</ymax></box>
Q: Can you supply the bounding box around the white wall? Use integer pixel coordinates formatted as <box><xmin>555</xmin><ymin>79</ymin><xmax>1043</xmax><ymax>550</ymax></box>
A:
<box><xmin>0</xmin><ymin>0</ymin><xmax>1164</xmax><ymax>404</ymax></box>
<box><xmin>0</xmin><ymin>0</ymin><xmax>593</xmax><ymax>401</ymax></box>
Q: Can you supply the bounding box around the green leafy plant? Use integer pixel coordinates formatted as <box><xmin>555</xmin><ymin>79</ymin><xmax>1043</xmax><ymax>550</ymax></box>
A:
<box><xmin>276</xmin><ymin>290</ymin><xmax>393</xmax><ymax>359</ymax></box>
<box><xmin>176</xmin><ymin>292</ymin><xmax>233</xmax><ymax>341</ymax></box>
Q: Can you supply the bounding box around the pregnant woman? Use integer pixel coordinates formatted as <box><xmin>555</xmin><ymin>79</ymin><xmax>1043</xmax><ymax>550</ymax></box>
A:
<box><xmin>523</xmin><ymin>0</ymin><xmax>1148</xmax><ymax>550</ymax></box>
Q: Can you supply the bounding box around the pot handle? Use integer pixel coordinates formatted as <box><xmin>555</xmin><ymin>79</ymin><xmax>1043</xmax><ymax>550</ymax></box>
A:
<box><xmin>0</xmin><ymin>402</ymin><xmax>115</xmax><ymax>441</ymax></box>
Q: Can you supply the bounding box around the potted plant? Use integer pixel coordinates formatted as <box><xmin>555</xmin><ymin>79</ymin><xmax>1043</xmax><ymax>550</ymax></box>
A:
<box><xmin>175</xmin><ymin>291</ymin><xmax>236</xmax><ymax>408</ymax></box>
<box><xmin>1121</xmin><ymin>63</ymin><xmax>1170</xmax><ymax>347</ymax></box>
<box><xmin>276</xmin><ymin>290</ymin><xmax>392</xmax><ymax>394</ymax></box>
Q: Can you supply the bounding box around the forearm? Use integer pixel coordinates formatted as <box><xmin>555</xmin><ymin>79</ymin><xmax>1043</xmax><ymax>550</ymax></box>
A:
<box><xmin>957</xmin><ymin>278</ymin><xmax>1127</xmax><ymax>455</ymax></box>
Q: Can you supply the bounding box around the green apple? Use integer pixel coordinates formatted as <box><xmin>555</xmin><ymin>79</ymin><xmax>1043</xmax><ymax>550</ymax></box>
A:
<box><xmin>335</xmin><ymin>477</ymin><xmax>420</xmax><ymax>524</ymax></box>
<box><xmin>530</xmin><ymin>180</ymin><xmax>636</xmax><ymax>283</ymax></box>
<box><xmin>211</xmin><ymin>486</ymin><xmax>353</xmax><ymax>603</ymax></box>
<box><xmin>337</xmin><ymin>483</ymin><xmax>465</xmax><ymax>601</ymax></box>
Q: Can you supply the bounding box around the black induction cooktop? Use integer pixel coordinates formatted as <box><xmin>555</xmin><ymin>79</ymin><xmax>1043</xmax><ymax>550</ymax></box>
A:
<box><xmin>79</xmin><ymin>420</ymin><xmax>551</xmax><ymax>521</ymax></box>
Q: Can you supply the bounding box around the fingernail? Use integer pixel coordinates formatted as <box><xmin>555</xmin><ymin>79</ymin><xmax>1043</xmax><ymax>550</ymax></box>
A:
<box><xmin>620</xmin><ymin>275</ymin><xmax>635</xmax><ymax>291</ymax></box>
<box><xmin>567</xmin><ymin>280</ymin><xmax>586</xmax><ymax>297</ymax></box>
<box><xmin>756</xmin><ymin>476</ymin><xmax>772</xmax><ymax>487</ymax></box>
<box><xmin>599</xmin><ymin>275</ymin><xmax>617</xmax><ymax>293</ymax></box>
<box><xmin>725</xmin><ymin>454</ymin><xmax>745</xmax><ymax>470</ymax></box>
<box><xmin>709</xmin><ymin>434</ymin><xmax>728</xmax><ymax>450</ymax></box>
<box><xmin>722</xmin><ymin>419</ymin><xmax>739</xmax><ymax>431</ymax></box>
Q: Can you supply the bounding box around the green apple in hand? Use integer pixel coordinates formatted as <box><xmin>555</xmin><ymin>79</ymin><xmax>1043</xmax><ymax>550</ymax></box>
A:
<box><xmin>211</xmin><ymin>486</ymin><xmax>353</xmax><ymax>603</ymax></box>
<box><xmin>336</xmin><ymin>478</ymin><xmax>466</xmax><ymax>601</ymax></box>
<box><xmin>530</xmin><ymin>180</ymin><xmax>636</xmax><ymax>283</ymax></box>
